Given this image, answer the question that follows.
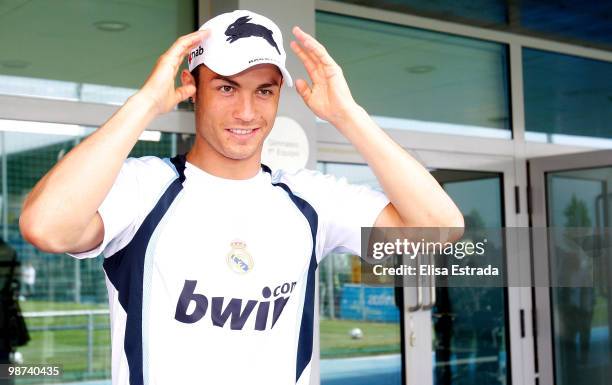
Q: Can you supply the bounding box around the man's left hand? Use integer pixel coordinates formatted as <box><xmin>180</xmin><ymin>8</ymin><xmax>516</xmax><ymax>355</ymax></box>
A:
<box><xmin>290</xmin><ymin>26</ymin><xmax>361</xmax><ymax>128</ymax></box>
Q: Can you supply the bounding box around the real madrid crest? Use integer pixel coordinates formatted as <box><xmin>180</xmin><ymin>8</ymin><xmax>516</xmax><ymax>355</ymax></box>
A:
<box><xmin>226</xmin><ymin>240</ymin><xmax>254</xmax><ymax>274</ymax></box>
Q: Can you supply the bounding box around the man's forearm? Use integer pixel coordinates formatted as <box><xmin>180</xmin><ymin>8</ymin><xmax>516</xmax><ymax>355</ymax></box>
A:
<box><xmin>20</xmin><ymin>92</ymin><xmax>157</xmax><ymax>249</ymax></box>
<box><xmin>334</xmin><ymin>105</ymin><xmax>464</xmax><ymax>228</ymax></box>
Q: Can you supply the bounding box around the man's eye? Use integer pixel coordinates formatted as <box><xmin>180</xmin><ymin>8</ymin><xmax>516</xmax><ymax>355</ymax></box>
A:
<box><xmin>258</xmin><ymin>89</ymin><xmax>273</xmax><ymax>96</ymax></box>
<box><xmin>219</xmin><ymin>85</ymin><xmax>234</xmax><ymax>93</ymax></box>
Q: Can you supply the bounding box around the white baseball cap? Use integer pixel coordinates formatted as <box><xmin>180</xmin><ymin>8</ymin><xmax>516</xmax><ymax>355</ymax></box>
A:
<box><xmin>187</xmin><ymin>10</ymin><xmax>293</xmax><ymax>87</ymax></box>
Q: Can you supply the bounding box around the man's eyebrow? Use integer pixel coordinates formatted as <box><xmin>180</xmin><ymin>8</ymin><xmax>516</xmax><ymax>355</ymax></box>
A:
<box><xmin>211</xmin><ymin>75</ymin><xmax>280</xmax><ymax>88</ymax></box>
<box><xmin>212</xmin><ymin>75</ymin><xmax>240</xmax><ymax>87</ymax></box>
<box><xmin>258</xmin><ymin>79</ymin><xmax>280</xmax><ymax>88</ymax></box>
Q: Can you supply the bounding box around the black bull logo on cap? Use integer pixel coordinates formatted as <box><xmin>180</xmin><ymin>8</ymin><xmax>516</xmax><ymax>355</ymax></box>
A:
<box><xmin>225</xmin><ymin>16</ymin><xmax>281</xmax><ymax>55</ymax></box>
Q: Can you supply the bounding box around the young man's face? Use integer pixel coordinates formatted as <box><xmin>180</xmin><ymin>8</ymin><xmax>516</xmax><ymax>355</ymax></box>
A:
<box><xmin>191</xmin><ymin>64</ymin><xmax>283</xmax><ymax>162</ymax></box>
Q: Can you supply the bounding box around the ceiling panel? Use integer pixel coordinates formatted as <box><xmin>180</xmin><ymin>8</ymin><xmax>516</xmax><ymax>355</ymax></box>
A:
<box><xmin>0</xmin><ymin>0</ymin><xmax>194</xmax><ymax>88</ymax></box>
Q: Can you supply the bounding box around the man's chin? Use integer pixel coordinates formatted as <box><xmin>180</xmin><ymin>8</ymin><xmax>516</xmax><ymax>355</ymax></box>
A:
<box><xmin>222</xmin><ymin>148</ymin><xmax>259</xmax><ymax>162</ymax></box>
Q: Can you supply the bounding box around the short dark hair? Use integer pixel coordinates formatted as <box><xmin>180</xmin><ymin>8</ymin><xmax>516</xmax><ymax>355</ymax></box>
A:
<box><xmin>191</xmin><ymin>65</ymin><xmax>202</xmax><ymax>86</ymax></box>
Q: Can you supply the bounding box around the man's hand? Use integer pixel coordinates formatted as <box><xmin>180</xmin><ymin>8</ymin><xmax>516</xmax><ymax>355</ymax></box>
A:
<box><xmin>290</xmin><ymin>26</ymin><xmax>360</xmax><ymax>128</ymax></box>
<box><xmin>139</xmin><ymin>30</ymin><xmax>209</xmax><ymax>115</ymax></box>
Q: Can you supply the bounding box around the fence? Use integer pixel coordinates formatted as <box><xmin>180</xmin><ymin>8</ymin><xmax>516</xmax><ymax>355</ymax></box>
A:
<box><xmin>21</xmin><ymin>309</ymin><xmax>111</xmax><ymax>382</ymax></box>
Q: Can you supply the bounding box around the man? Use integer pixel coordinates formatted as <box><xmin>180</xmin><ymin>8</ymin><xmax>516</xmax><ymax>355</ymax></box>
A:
<box><xmin>0</xmin><ymin>237</ymin><xmax>29</xmax><ymax>381</ymax></box>
<box><xmin>19</xmin><ymin>10</ymin><xmax>463</xmax><ymax>385</ymax></box>
<box><xmin>19</xmin><ymin>262</ymin><xmax>35</xmax><ymax>300</ymax></box>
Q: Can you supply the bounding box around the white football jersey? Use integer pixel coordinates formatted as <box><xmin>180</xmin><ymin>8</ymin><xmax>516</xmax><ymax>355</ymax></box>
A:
<box><xmin>68</xmin><ymin>154</ymin><xmax>389</xmax><ymax>385</ymax></box>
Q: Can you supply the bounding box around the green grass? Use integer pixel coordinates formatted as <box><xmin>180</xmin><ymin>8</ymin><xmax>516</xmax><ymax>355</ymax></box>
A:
<box><xmin>592</xmin><ymin>296</ymin><xmax>609</xmax><ymax>327</ymax></box>
<box><xmin>320</xmin><ymin>319</ymin><xmax>400</xmax><ymax>358</ymax></box>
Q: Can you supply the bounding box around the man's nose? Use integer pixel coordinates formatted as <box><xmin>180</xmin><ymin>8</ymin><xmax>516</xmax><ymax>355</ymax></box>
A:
<box><xmin>233</xmin><ymin>93</ymin><xmax>256</xmax><ymax>123</ymax></box>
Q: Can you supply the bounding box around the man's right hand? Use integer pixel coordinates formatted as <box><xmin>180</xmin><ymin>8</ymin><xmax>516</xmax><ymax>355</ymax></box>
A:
<box><xmin>139</xmin><ymin>29</ymin><xmax>209</xmax><ymax>115</ymax></box>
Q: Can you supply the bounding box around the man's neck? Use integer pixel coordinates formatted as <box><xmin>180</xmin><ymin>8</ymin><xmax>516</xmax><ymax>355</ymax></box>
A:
<box><xmin>185</xmin><ymin>141</ymin><xmax>262</xmax><ymax>180</ymax></box>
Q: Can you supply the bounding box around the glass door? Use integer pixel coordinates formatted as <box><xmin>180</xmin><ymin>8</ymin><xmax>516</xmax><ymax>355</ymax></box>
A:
<box><xmin>430</xmin><ymin>170</ymin><xmax>508</xmax><ymax>385</ymax></box>
<box><xmin>316</xmin><ymin>157</ymin><xmax>518</xmax><ymax>385</ymax></box>
<box><xmin>529</xmin><ymin>149</ymin><xmax>612</xmax><ymax>385</ymax></box>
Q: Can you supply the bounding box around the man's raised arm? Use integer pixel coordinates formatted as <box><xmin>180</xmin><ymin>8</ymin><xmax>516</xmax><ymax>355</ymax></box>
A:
<box><xmin>19</xmin><ymin>30</ymin><xmax>208</xmax><ymax>254</ymax></box>
<box><xmin>290</xmin><ymin>26</ymin><xmax>464</xmax><ymax>237</ymax></box>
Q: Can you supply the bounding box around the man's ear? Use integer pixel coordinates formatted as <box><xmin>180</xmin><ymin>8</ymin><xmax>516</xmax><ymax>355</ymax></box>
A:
<box><xmin>181</xmin><ymin>69</ymin><xmax>197</xmax><ymax>103</ymax></box>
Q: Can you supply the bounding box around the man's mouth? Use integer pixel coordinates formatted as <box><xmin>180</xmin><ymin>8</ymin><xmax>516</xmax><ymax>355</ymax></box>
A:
<box><xmin>226</xmin><ymin>128</ymin><xmax>260</xmax><ymax>137</ymax></box>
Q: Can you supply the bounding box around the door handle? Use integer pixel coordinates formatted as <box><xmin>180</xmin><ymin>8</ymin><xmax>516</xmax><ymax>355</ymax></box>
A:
<box><xmin>422</xmin><ymin>253</ymin><xmax>437</xmax><ymax>310</ymax></box>
<box><xmin>407</xmin><ymin>253</ymin><xmax>423</xmax><ymax>312</ymax></box>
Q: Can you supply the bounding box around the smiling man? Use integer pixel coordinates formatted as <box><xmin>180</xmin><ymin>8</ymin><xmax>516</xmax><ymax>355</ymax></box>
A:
<box><xmin>19</xmin><ymin>9</ymin><xmax>463</xmax><ymax>385</ymax></box>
